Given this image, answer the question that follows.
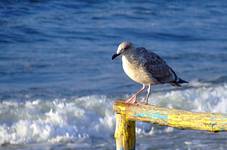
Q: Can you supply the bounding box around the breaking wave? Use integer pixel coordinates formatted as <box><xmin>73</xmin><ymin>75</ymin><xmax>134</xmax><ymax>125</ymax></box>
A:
<box><xmin>0</xmin><ymin>82</ymin><xmax>227</xmax><ymax>145</ymax></box>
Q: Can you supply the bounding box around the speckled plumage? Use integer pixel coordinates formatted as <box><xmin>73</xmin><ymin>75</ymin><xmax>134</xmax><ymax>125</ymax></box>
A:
<box><xmin>122</xmin><ymin>47</ymin><xmax>176</xmax><ymax>85</ymax></box>
<box><xmin>112</xmin><ymin>41</ymin><xmax>187</xmax><ymax>104</ymax></box>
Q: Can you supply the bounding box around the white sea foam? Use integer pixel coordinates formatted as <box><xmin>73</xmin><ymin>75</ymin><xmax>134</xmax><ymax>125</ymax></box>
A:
<box><xmin>0</xmin><ymin>96</ymin><xmax>114</xmax><ymax>145</ymax></box>
<box><xmin>0</xmin><ymin>83</ymin><xmax>227</xmax><ymax>145</ymax></box>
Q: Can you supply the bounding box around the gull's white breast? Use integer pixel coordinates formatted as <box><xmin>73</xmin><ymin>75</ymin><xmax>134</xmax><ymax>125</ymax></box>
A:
<box><xmin>122</xmin><ymin>56</ymin><xmax>157</xmax><ymax>85</ymax></box>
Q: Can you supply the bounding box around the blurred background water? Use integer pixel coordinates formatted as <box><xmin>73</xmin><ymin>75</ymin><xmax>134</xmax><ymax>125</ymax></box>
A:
<box><xmin>0</xmin><ymin>0</ymin><xmax>227</xmax><ymax>149</ymax></box>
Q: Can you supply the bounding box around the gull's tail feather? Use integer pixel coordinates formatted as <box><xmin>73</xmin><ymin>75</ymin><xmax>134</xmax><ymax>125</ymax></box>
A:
<box><xmin>171</xmin><ymin>78</ymin><xmax>188</xmax><ymax>87</ymax></box>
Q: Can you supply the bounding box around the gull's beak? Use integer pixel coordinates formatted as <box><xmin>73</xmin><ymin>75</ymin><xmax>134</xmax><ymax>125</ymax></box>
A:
<box><xmin>112</xmin><ymin>53</ymin><xmax>120</xmax><ymax>60</ymax></box>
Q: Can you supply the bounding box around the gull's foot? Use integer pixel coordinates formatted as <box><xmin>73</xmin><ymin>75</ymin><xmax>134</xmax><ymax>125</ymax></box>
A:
<box><xmin>142</xmin><ymin>97</ymin><xmax>149</xmax><ymax>105</ymax></box>
<box><xmin>139</xmin><ymin>101</ymin><xmax>149</xmax><ymax>105</ymax></box>
<box><xmin>125</xmin><ymin>95</ymin><xmax>137</xmax><ymax>104</ymax></box>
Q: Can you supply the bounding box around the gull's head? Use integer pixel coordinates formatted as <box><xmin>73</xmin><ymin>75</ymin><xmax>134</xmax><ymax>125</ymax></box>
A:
<box><xmin>112</xmin><ymin>41</ymin><xmax>133</xmax><ymax>60</ymax></box>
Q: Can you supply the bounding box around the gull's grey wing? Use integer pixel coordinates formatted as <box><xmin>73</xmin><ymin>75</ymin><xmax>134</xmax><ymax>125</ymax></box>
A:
<box><xmin>136</xmin><ymin>47</ymin><xmax>177</xmax><ymax>83</ymax></box>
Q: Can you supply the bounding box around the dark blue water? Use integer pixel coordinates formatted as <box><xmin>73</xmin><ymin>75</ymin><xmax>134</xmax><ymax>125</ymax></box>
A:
<box><xmin>0</xmin><ymin>0</ymin><xmax>227</xmax><ymax>149</ymax></box>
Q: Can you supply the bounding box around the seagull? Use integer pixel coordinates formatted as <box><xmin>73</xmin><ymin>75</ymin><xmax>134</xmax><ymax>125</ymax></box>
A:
<box><xmin>112</xmin><ymin>41</ymin><xmax>188</xmax><ymax>104</ymax></box>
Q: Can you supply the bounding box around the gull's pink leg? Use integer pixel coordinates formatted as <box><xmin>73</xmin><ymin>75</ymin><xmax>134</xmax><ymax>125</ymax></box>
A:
<box><xmin>125</xmin><ymin>85</ymin><xmax>146</xmax><ymax>104</ymax></box>
<box><xmin>125</xmin><ymin>94</ymin><xmax>136</xmax><ymax>103</ymax></box>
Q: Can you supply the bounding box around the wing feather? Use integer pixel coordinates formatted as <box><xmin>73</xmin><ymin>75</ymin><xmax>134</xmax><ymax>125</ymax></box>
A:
<box><xmin>136</xmin><ymin>47</ymin><xmax>175</xmax><ymax>83</ymax></box>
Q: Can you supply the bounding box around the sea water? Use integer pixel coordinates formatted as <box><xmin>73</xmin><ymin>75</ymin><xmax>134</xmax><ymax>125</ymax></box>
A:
<box><xmin>0</xmin><ymin>0</ymin><xmax>227</xmax><ymax>149</ymax></box>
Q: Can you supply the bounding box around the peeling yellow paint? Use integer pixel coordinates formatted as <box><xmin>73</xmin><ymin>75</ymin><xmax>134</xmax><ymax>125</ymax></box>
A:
<box><xmin>113</xmin><ymin>100</ymin><xmax>227</xmax><ymax>150</ymax></box>
<box><xmin>114</xmin><ymin>113</ymin><xmax>135</xmax><ymax>150</ymax></box>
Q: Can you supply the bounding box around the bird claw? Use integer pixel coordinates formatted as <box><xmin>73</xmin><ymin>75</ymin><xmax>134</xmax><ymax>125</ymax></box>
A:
<box><xmin>125</xmin><ymin>95</ymin><xmax>137</xmax><ymax>104</ymax></box>
<box><xmin>142</xmin><ymin>97</ymin><xmax>149</xmax><ymax>105</ymax></box>
<box><xmin>140</xmin><ymin>101</ymin><xmax>149</xmax><ymax>105</ymax></box>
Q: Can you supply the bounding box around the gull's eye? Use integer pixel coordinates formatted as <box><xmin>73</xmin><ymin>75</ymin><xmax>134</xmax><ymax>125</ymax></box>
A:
<box><xmin>124</xmin><ymin>44</ymin><xmax>130</xmax><ymax>50</ymax></box>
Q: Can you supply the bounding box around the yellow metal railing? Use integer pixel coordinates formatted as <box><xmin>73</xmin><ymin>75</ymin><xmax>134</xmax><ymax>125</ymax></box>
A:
<box><xmin>113</xmin><ymin>100</ymin><xmax>227</xmax><ymax>150</ymax></box>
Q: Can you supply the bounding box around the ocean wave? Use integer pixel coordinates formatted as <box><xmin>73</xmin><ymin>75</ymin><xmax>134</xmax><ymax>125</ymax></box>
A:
<box><xmin>0</xmin><ymin>82</ymin><xmax>227</xmax><ymax>145</ymax></box>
